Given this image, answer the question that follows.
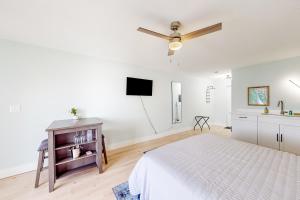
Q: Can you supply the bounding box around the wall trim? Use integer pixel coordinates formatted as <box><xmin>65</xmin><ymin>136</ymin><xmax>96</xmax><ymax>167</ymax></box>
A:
<box><xmin>0</xmin><ymin>126</ymin><xmax>193</xmax><ymax>180</ymax></box>
<box><xmin>212</xmin><ymin>122</ymin><xmax>226</xmax><ymax>127</ymax></box>
<box><xmin>0</xmin><ymin>162</ymin><xmax>37</xmax><ymax>180</ymax></box>
<box><xmin>107</xmin><ymin>126</ymin><xmax>193</xmax><ymax>150</ymax></box>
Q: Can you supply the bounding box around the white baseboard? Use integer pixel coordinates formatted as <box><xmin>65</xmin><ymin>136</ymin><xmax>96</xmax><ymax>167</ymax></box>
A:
<box><xmin>107</xmin><ymin>126</ymin><xmax>193</xmax><ymax>150</ymax></box>
<box><xmin>211</xmin><ymin>122</ymin><xmax>226</xmax><ymax>127</ymax></box>
<box><xmin>0</xmin><ymin>126</ymin><xmax>193</xmax><ymax>179</ymax></box>
<box><xmin>0</xmin><ymin>162</ymin><xmax>37</xmax><ymax>179</ymax></box>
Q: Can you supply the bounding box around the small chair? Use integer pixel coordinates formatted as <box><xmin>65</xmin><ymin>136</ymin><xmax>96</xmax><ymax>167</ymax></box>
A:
<box><xmin>34</xmin><ymin>135</ymin><xmax>108</xmax><ymax>188</ymax></box>
<box><xmin>35</xmin><ymin>139</ymin><xmax>48</xmax><ymax>188</ymax></box>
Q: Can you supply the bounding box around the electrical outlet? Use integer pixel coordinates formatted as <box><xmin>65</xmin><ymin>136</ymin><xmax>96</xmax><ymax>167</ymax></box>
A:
<box><xmin>9</xmin><ymin>104</ymin><xmax>21</xmax><ymax>113</ymax></box>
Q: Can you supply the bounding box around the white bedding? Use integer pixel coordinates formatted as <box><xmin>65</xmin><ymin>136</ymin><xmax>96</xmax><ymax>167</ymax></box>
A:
<box><xmin>129</xmin><ymin>134</ymin><xmax>300</xmax><ymax>200</ymax></box>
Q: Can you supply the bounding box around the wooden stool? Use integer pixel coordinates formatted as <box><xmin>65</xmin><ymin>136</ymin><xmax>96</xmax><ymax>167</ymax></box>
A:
<box><xmin>35</xmin><ymin>135</ymin><xmax>108</xmax><ymax>188</ymax></box>
<box><xmin>35</xmin><ymin>139</ymin><xmax>48</xmax><ymax>188</ymax></box>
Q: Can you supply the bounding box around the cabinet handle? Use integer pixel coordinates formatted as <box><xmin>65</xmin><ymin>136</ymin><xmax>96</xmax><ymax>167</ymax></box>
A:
<box><xmin>276</xmin><ymin>134</ymin><xmax>279</xmax><ymax>142</ymax></box>
<box><xmin>281</xmin><ymin>134</ymin><xmax>283</xmax><ymax>142</ymax></box>
<box><xmin>238</xmin><ymin>116</ymin><xmax>248</xmax><ymax>119</ymax></box>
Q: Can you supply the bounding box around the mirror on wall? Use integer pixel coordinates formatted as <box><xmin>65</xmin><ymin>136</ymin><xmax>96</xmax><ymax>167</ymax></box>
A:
<box><xmin>172</xmin><ymin>82</ymin><xmax>182</xmax><ymax>124</ymax></box>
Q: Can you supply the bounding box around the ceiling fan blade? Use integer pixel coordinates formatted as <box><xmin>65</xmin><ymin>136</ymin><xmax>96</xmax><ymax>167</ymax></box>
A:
<box><xmin>182</xmin><ymin>23</ymin><xmax>222</xmax><ymax>41</ymax></box>
<box><xmin>168</xmin><ymin>49</ymin><xmax>175</xmax><ymax>56</ymax></box>
<box><xmin>137</xmin><ymin>27</ymin><xmax>170</xmax><ymax>40</ymax></box>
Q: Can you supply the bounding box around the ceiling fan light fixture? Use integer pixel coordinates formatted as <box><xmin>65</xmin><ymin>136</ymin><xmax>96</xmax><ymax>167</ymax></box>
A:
<box><xmin>137</xmin><ymin>21</ymin><xmax>222</xmax><ymax>56</ymax></box>
<box><xmin>169</xmin><ymin>38</ymin><xmax>183</xmax><ymax>51</ymax></box>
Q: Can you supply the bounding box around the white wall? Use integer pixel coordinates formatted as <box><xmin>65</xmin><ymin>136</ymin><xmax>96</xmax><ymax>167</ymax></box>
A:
<box><xmin>232</xmin><ymin>56</ymin><xmax>300</xmax><ymax>112</ymax></box>
<box><xmin>0</xmin><ymin>40</ymin><xmax>212</xmax><ymax>178</ymax></box>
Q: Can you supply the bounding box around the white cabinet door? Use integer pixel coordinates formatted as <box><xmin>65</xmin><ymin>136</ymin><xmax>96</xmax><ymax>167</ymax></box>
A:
<box><xmin>280</xmin><ymin>125</ymin><xmax>300</xmax><ymax>155</ymax></box>
<box><xmin>232</xmin><ymin>115</ymin><xmax>257</xmax><ymax>144</ymax></box>
<box><xmin>258</xmin><ymin>120</ymin><xmax>279</xmax><ymax>150</ymax></box>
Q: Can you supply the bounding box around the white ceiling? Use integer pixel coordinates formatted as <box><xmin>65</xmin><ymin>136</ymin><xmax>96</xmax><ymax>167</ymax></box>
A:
<box><xmin>0</xmin><ymin>0</ymin><xmax>300</xmax><ymax>75</ymax></box>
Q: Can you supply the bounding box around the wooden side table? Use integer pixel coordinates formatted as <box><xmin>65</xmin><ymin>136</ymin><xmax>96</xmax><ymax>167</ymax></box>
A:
<box><xmin>46</xmin><ymin>118</ymin><xmax>103</xmax><ymax>192</ymax></box>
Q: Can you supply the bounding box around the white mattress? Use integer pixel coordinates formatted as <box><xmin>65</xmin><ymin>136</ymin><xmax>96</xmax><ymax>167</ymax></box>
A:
<box><xmin>129</xmin><ymin>134</ymin><xmax>300</xmax><ymax>200</ymax></box>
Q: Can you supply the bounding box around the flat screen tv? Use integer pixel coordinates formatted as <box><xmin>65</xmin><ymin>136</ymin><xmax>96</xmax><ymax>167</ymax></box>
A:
<box><xmin>126</xmin><ymin>77</ymin><xmax>153</xmax><ymax>96</ymax></box>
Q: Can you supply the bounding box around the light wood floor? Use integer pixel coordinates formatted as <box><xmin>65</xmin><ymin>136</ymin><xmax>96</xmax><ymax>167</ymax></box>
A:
<box><xmin>0</xmin><ymin>126</ymin><xmax>230</xmax><ymax>200</ymax></box>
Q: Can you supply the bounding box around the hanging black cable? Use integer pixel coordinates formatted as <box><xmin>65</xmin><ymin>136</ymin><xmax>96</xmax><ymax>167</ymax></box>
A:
<box><xmin>140</xmin><ymin>96</ymin><xmax>158</xmax><ymax>134</ymax></box>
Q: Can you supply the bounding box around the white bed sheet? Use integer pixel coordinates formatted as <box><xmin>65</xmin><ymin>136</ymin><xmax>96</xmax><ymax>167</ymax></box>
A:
<box><xmin>129</xmin><ymin>134</ymin><xmax>300</xmax><ymax>200</ymax></box>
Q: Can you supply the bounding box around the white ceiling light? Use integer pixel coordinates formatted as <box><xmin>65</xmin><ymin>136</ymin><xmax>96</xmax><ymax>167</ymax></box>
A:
<box><xmin>169</xmin><ymin>38</ymin><xmax>183</xmax><ymax>51</ymax></box>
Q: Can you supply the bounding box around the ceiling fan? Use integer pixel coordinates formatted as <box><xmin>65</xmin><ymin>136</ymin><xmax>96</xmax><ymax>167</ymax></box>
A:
<box><xmin>137</xmin><ymin>21</ymin><xmax>222</xmax><ymax>56</ymax></box>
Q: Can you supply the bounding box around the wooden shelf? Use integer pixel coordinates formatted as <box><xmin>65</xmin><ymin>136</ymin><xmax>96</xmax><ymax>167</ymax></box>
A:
<box><xmin>56</xmin><ymin>163</ymin><xmax>97</xmax><ymax>179</ymax></box>
<box><xmin>55</xmin><ymin>140</ymin><xmax>97</xmax><ymax>150</ymax></box>
<box><xmin>56</xmin><ymin>152</ymin><xmax>97</xmax><ymax>166</ymax></box>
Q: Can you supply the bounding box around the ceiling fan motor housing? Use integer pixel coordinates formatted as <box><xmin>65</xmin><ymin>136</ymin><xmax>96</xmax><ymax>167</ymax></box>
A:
<box><xmin>170</xmin><ymin>32</ymin><xmax>181</xmax><ymax>39</ymax></box>
<box><xmin>170</xmin><ymin>21</ymin><xmax>181</xmax><ymax>31</ymax></box>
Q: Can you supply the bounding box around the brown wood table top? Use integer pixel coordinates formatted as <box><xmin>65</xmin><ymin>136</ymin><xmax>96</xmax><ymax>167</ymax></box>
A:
<box><xmin>46</xmin><ymin>117</ymin><xmax>103</xmax><ymax>131</ymax></box>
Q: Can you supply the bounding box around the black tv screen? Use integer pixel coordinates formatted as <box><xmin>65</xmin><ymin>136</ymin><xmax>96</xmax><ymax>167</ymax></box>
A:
<box><xmin>126</xmin><ymin>77</ymin><xmax>153</xmax><ymax>96</ymax></box>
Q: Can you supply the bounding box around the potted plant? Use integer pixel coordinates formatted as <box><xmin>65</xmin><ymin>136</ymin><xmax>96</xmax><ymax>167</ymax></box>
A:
<box><xmin>70</xmin><ymin>107</ymin><xmax>79</xmax><ymax>120</ymax></box>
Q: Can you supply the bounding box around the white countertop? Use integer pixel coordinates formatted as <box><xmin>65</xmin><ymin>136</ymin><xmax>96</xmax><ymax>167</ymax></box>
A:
<box><xmin>233</xmin><ymin>109</ymin><xmax>300</xmax><ymax>118</ymax></box>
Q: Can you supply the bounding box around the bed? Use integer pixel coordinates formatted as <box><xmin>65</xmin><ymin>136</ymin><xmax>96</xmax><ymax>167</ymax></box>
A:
<box><xmin>129</xmin><ymin>134</ymin><xmax>300</xmax><ymax>200</ymax></box>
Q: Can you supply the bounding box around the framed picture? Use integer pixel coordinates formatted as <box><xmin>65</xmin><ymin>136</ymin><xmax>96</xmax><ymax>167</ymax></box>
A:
<box><xmin>248</xmin><ymin>86</ymin><xmax>270</xmax><ymax>106</ymax></box>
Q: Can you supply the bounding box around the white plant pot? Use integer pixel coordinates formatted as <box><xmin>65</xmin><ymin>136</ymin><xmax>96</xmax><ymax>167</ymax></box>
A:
<box><xmin>72</xmin><ymin>115</ymin><xmax>79</xmax><ymax>120</ymax></box>
<box><xmin>72</xmin><ymin>148</ymin><xmax>80</xmax><ymax>159</ymax></box>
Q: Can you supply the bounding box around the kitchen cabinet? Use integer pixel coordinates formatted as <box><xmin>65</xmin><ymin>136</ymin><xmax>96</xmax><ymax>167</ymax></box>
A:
<box><xmin>232</xmin><ymin>114</ymin><xmax>258</xmax><ymax>144</ymax></box>
<box><xmin>257</xmin><ymin>118</ymin><xmax>280</xmax><ymax>150</ymax></box>
<box><xmin>232</xmin><ymin>112</ymin><xmax>300</xmax><ymax>155</ymax></box>
<box><xmin>280</xmin><ymin>124</ymin><xmax>300</xmax><ymax>155</ymax></box>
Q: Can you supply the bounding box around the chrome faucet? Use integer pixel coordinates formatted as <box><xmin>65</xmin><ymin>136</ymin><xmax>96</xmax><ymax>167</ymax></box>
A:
<box><xmin>277</xmin><ymin>100</ymin><xmax>285</xmax><ymax>115</ymax></box>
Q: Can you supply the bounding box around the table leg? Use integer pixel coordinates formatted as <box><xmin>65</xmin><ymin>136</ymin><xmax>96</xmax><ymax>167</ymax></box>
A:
<box><xmin>48</xmin><ymin>131</ymin><xmax>55</xmax><ymax>192</ymax></box>
<box><xmin>96</xmin><ymin>126</ymin><xmax>103</xmax><ymax>174</ymax></box>
<box><xmin>194</xmin><ymin>117</ymin><xmax>198</xmax><ymax>131</ymax></box>
<box><xmin>194</xmin><ymin>117</ymin><xmax>201</xmax><ymax>131</ymax></box>
<box><xmin>204</xmin><ymin>118</ymin><xmax>210</xmax><ymax>130</ymax></box>
<box><xmin>200</xmin><ymin>119</ymin><xmax>204</xmax><ymax>132</ymax></box>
